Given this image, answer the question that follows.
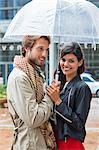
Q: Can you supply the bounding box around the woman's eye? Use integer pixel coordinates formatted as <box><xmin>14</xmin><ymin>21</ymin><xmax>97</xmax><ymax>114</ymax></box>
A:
<box><xmin>69</xmin><ymin>59</ymin><xmax>75</xmax><ymax>63</ymax></box>
<box><xmin>61</xmin><ymin>58</ymin><xmax>66</xmax><ymax>62</ymax></box>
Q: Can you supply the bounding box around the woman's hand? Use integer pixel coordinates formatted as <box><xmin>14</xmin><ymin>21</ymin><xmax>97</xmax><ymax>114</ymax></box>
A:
<box><xmin>47</xmin><ymin>80</ymin><xmax>62</xmax><ymax>105</ymax></box>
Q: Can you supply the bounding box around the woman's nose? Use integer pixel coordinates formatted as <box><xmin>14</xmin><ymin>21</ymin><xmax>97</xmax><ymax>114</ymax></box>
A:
<box><xmin>64</xmin><ymin>60</ymin><xmax>69</xmax><ymax>66</ymax></box>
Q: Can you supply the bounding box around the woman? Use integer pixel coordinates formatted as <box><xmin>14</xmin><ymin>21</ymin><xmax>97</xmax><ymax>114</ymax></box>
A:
<box><xmin>47</xmin><ymin>42</ymin><xmax>92</xmax><ymax>150</ymax></box>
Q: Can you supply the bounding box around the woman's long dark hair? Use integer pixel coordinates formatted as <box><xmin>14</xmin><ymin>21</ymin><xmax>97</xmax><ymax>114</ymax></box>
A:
<box><xmin>56</xmin><ymin>42</ymin><xmax>85</xmax><ymax>91</ymax></box>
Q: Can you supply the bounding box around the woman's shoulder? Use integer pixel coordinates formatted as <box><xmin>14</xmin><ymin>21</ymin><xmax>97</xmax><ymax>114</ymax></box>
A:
<box><xmin>76</xmin><ymin>78</ymin><xmax>88</xmax><ymax>87</ymax></box>
<box><xmin>75</xmin><ymin>79</ymin><xmax>92</xmax><ymax>94</ymax></box>
<box><xmin>72</xmin><ymin>76</ymin><xmax>86</xmax><ymax>86</ymax></box>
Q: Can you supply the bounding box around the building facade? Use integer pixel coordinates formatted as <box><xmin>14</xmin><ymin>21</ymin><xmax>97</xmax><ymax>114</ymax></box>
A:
<box><xmin>0</xmin><ymin>0</ymin><xmax>99</xmax><ymax>84</ymax></box>
<box><xmin>0</xmin><ymin>0</ymin><xmax>31</xmax><ymax>84</ymax></box>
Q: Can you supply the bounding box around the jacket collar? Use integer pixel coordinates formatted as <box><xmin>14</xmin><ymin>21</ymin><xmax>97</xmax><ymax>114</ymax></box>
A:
<box><xmin>65</xmin><ymin>75</ymin><xmax>81</xmax><ymax>89</ymax></box>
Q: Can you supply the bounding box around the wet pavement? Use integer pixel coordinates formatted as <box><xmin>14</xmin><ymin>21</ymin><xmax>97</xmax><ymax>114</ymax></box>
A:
<box><xmin>0</xmin><ymin>97</ymin><xmax>99</xmax><ymax>150</ymax></box>
<box><xmin>84</xmin><ymin>98</ymin><xmax>99</xmax><ymax>150</ymax></box>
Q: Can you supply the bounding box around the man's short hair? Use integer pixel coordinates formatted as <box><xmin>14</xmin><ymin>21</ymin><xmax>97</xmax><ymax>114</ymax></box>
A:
<box><xmin>21</xmin><ymin>35</ymin><xmax>50</xmax><ymax>56</ymax></box>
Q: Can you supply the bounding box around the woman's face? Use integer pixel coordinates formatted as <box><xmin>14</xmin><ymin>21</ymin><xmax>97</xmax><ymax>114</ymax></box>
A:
<box><xmin>60</xmin><ymin>53</ymin><xmax>82</xmax><ymax>80</ymax></box>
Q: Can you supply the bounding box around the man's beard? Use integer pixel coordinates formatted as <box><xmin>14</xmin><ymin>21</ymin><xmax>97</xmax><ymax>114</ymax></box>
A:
<box><xmin>29</xmin><ymin>58</ymin><xmax>45</xmax><ymax>68</ymax></box>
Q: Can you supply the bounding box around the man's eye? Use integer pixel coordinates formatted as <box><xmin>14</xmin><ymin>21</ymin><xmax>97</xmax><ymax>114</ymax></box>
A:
<box><xmin>39</xmin><ymin>47</ymin><xmax>43</xmax><ymax>50</ymax></box>
<box><xmin>47</xmin><ymin>48</ymin><xmax>49</xmax><ymax>52</ymax></box>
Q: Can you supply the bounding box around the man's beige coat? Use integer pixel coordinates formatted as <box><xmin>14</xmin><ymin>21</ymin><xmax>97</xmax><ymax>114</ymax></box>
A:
<box><xmin>7</xmin><ymin>68</ymin><xmax>53</xmax><ymax>150</ymax></box>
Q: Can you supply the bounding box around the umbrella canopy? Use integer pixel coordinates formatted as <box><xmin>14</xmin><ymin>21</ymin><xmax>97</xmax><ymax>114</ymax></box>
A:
<box><xmin>3</xmin><ymin>0</ymin><xmax>99</xmax><ymax>43</ymax></box>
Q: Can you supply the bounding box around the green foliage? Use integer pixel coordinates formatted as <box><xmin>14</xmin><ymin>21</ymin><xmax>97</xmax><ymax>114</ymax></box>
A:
<box><xmin>0</xmin><ymin>84</ymin><xmax>7</xmax><ymax>98</ymax></box>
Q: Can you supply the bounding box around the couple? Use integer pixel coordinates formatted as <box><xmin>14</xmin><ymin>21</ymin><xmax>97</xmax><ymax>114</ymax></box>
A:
<box><xmin>7</xmin><ymin>36</ymin><xmax>92</xmax><ymax>150</ymax></box>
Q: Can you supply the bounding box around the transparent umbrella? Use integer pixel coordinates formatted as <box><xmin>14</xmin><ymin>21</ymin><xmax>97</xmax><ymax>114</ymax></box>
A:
<box><xmin>3</xmin><ymin>0</ymin><xmax>99</xmax><ymax>44</ymax></box>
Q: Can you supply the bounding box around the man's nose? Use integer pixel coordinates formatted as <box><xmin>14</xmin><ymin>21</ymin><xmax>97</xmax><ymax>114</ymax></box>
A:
<box><xmin>42</xmin><ymin>50</ymin><xmax>48</xmax><ymax>57</ymax></box>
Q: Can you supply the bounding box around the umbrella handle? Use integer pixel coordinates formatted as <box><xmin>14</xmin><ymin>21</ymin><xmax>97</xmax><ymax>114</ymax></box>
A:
<box><xmin>55</xmin><ymin>71</ymin><xmax>60</xmax><ymax>81</ymax></box>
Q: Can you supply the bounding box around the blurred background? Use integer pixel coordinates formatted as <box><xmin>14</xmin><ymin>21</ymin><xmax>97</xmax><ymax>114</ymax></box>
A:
<box><xmin>0</xmin><ymin>1</ymin><xmax>99</xmax><ymax>150</ymax></box>
<box><xmin>0</xmin><ymin>0</ymin><xmax>99</xmax><ymax>86</ymax></box>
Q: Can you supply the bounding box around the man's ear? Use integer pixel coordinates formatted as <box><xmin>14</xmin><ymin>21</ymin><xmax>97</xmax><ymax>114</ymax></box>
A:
<box><xmin>25</xmin><ymin>47</ymin><xmax>30</xmax><ymax>52</ymax></box>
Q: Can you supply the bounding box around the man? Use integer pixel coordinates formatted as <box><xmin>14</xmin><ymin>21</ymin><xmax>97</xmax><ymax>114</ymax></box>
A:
<box><xmin>7</xmin><ymin>36</ymin><xmax>56</xmax><ymax>150</ymax></box>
